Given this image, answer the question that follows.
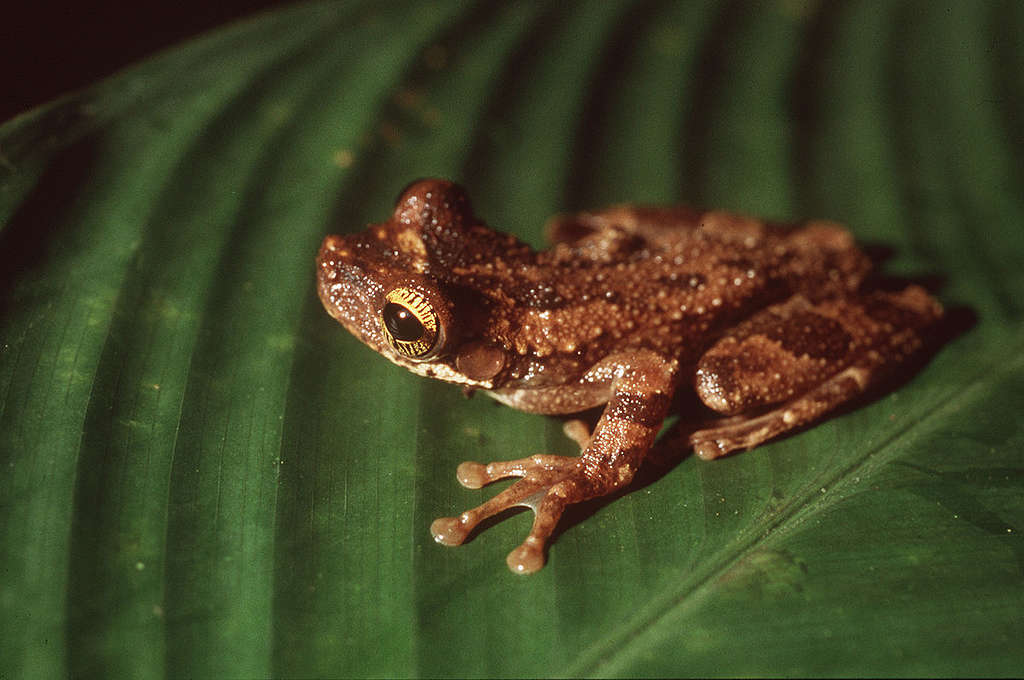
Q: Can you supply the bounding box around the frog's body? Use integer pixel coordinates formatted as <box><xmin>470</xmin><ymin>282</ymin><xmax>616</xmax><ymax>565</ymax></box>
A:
<box><xmin>317</xmin><ymin>179</ymin><xmax>942</xmax><ymax>573</ymax></box>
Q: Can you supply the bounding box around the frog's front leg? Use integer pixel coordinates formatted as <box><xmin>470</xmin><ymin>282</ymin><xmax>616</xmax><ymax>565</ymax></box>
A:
<box><xmin>690</xmin><ymin>286</ymin><xmax>942</xmax><ymax>459</ymax></box>
<box><xmin>431</xmin><ymin>351</ymin><xmax>678</xmax><ymax>574</ymax></box>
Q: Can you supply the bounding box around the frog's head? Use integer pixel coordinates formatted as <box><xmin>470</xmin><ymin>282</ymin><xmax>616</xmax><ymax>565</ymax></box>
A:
<box><xmin>316</xmin><ymin>179</ymin><xmax>527</xmax><ymax>388</ymax></box>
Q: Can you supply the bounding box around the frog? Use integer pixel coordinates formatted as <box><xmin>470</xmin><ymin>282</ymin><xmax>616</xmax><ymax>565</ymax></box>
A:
<box><xmin>316</xmin><ymin>178</ymin><xmax>942</xmax><ymax>574</ymax></box>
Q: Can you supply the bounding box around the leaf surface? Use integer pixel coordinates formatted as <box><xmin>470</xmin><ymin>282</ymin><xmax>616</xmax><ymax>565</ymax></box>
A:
<box><xmin>2</xmin><ymin>1</ymin><xmax>1022</xmax><ymax>677</ymax></box>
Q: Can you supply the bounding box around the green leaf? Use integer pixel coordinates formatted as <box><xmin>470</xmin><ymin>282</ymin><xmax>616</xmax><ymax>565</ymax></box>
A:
<box><xmin>2</xmin><ymin>1</ymin><xmax>1022</xmax><ymax>677</ymax></box>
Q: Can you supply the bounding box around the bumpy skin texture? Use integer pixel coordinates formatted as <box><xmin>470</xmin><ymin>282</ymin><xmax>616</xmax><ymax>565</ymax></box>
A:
<box><xmin>316</xmin><ymin>179</ymin><xmax>942</xmax><ymax>573</ymax></box>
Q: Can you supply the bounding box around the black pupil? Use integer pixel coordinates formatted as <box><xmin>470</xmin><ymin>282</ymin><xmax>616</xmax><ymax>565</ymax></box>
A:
<box><xmin>383</xmin><ymin>302</ymin><xmax>425</xmax><ymax>342</ymax></box>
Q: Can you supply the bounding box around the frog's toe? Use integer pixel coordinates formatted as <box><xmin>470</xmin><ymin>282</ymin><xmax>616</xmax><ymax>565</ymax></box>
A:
<box><xmin>455</xmin><ymin>461</ymin><xmax>488</xmax><ymax>488</ymax></box>
<box><xmin>691</xmin><ymin>436</ymin><xmax>728</xmax><ymax>460</ymax></box>
<box><xmin>431</xmin><ymin>475</ymin><xmax>547</xmax><ymax>548</ymax></box>
<box><xmin>503</xmin><ymin>482</ymin><xmax>573</xmax><ymax>574</ymax></box>
<box><xmin>562</xmin><ymin>419</ymin><xmax>592</xmax><ymax>450</ymax></box>
<box><xmin>430</xmin><ymin>515</ymin><xmax>472</xmax><ymax>546</ymax></box>
<box><xmin>507</xmin><ymin>539</ymin><xmax>545</xmax><ymax>574</ymax></box>
<box><xmin>454</xmin><ymin>454</ymin><xmax>580</xmax><ymax>488</ymax></box>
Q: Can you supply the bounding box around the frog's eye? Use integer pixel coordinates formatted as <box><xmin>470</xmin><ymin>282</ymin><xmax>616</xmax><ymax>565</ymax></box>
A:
<box><xmin>381</xmin><ymin>287</ymin><xmax>443</xmax><ymax>360</ymax></box>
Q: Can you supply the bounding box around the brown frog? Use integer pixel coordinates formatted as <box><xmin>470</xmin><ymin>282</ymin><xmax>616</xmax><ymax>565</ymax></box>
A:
<box><xmin>316</xmin><ymin>179</ymin><xmax>942</xmax><ymax>574</ymax></box>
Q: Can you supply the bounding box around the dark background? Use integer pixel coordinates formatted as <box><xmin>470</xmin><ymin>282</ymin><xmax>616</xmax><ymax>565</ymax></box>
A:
<box><xmin>2</xmin><ymin>1</ymin><xmax>285</xmax><ymax>122</ymax></box>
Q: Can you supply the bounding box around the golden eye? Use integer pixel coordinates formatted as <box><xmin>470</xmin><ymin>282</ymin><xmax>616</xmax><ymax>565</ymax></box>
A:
<box><xmin>381</xmin><ymin>287</ymin><xmax>442</xmax><ymax>360</ymax></box>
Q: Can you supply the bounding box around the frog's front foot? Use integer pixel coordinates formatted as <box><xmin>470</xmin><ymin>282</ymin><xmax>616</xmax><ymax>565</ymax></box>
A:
<box><xmin>430</xmin><ymin>454</ymin><xmax>586</xmax><ymax>574</ymax></box>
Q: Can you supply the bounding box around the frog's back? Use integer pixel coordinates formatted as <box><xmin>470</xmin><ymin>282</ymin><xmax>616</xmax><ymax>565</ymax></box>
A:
<box><xmin>544</xmin><ymin>204</ymin><xmax>869</xmax><ymax>296</ymax></box>
<box><xmin>459</xmin><ymin>205</ymin><xmax>871</xmax><ymax>369</ymax></box>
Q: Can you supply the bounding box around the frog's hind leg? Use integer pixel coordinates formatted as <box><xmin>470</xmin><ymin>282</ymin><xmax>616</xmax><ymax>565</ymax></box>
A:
<box><xmin>690</xmin><ymin>286</ymin><xmax>942</xmax><ymax>459</ymax></box>
<box><xmin>691</xmin><ymin>362</ymin><xmax>872</xmax><ymax>459</ymax></box>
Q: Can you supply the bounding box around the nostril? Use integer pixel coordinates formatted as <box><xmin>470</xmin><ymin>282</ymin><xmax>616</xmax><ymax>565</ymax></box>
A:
<box><xmin>322</xmin><ymin>235</ymin><xmax>345</xmax><ymax>251</ymax></box>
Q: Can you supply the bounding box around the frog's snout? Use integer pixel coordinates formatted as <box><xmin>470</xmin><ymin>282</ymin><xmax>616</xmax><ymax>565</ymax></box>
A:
<box><xmin>321</xmin><ymin>234</ymin><xmax>346</xmax><ymax>252</ymax></box>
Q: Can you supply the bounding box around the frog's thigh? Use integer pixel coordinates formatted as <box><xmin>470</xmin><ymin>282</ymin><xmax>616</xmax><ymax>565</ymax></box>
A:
<box><xmin>694</xmin><ymin>295</ymin><xmax>854</xmax><ymax>415</ymax></box>
<box><xmin>691</xmin><ymin>286</ymin><xmax>941</xmax><ymax>459</ymax></box>
<box><xmin>690</xmin><ymin>362</ymin><xmax>870</xmax><ymax>460</ymax></box>
<box><xmin>695</xmin><ymin>290</ymin><xmax>938</xmax><ymax>415</ymax></box>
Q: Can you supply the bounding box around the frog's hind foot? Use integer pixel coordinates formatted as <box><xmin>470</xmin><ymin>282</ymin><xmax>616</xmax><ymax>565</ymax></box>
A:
<box><xmin>689</xmin><ymin>362</ymin><xmax>882</xmax><ymax>459</ymax></box>
<box><xmin>429</xmin><ymin>454</ymin><xmax>583</xmax><ymax>574</ymax></box>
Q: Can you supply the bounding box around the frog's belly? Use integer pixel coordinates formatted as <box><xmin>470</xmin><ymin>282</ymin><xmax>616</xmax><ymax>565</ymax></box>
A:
<box><xmin>486</xmin><ymin>380</ymin><xmax>613</xmax><ymax>415</ymax></box>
